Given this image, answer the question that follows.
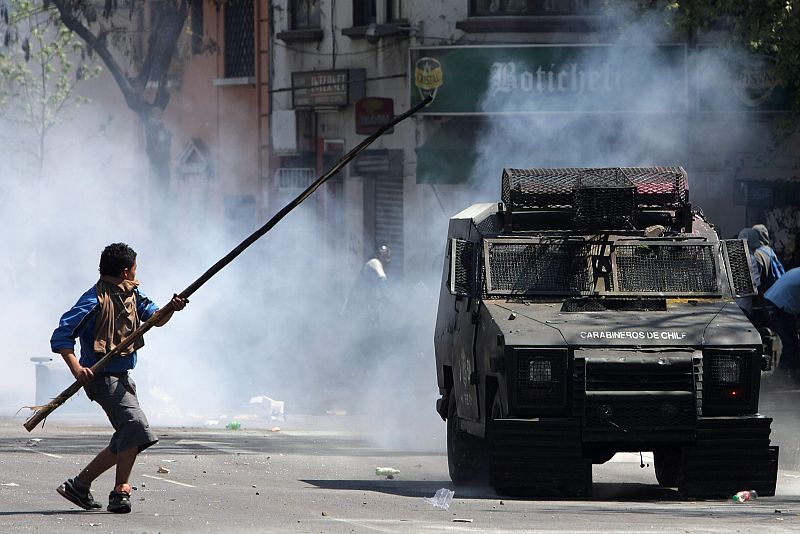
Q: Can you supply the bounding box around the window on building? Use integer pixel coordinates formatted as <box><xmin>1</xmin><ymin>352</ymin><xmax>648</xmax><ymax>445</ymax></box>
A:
<box><xmin>471</xmin><ymin>0</ymin><xmax>602</xmax><ymax>16</ymax></box>
<box><xmin>224</xmin><ymin>0</ymin><xmax>255</xmax><ymax>78</ymax></box>
<box><xmin>190</xmin><ymin>0</ymin><xmax>204</xmax><ymax>55</ymax></box>
<box><xmin>353</xmin><ymin>0</ymin><xmax>377</xmax><ymax>26</ymax></box>
<box><xmin>386</xmin><ymin>0</ymin><xmax>402</xmax><ymax>22</ymax></box>
<box><xmin>291</xmin><ymin>0</ymin><xmax>321</xmax><ymax>29</ymax></box>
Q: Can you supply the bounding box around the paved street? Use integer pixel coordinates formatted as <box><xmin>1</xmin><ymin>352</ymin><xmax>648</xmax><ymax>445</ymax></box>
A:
<box><xmin>2</xmin><ymin>398</ymin><xmax>800</xmax><ymax>534</ymax></box>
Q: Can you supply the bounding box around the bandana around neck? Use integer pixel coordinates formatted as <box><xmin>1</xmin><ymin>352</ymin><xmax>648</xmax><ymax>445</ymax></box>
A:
<box><xmin>93</xmin><ymin>275</ymin><xmax>144</xmax><ymax>355</ymax></box>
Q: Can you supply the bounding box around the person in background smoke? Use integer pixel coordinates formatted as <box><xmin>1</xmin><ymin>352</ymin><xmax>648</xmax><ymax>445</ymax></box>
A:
<box><xmin>331</xmin><ymin>245</ymin><xmax>394</xmax><ymax>409</ymax></box>
<box><xmin>765</xmin><ymin>267</ymin><xmax>800</xmax><ymax>382</ymax></box>
<box><xmin>343</xmin><ymin>244</ymin><xmax>392</xmax><ymax>327</ymax></box>
<box><xmin>365</xmin><ymin>244</ymin><xmax>392</xmax><ymax>323</ymax></box>
<box><xmin>364</xmin><ymin>244</ymin><xmax>391</xmax><ymax>286</ymax></box>
<box><xmin>752</xmin><ymin>224</ymin><xmax>786</xmax><ymax>292</ymax></box>
<box><xmin>50</xmin><ymin>243</ymin><xmax>186</xmax><ymax>513</ymax></box>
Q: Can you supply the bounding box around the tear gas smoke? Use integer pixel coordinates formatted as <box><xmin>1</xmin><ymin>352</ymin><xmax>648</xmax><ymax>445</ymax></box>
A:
<box><xmin>1</xmin><ymin>5</ymin><xmax>795</xmax><ymax>466</ymax></box>
<box><xmin>0</xmin><ymin>76</ymin><xmax>445</xmax><ymax>451</ymax></box>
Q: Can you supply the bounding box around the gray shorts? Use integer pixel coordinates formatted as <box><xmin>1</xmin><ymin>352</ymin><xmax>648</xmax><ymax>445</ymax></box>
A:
<box><xmin>85</xmin><ymin>373</ymin><xmax>158</xmax><ymax>454</ymax></box>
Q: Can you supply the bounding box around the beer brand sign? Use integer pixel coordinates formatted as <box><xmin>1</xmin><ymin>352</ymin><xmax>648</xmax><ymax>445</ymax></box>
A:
<box><xmin>410</xmin><ymin>45</ymin><xmax>688</xmax><ymax>114</ymax></box>
<box><xmin>355</xmin><ymin>97</ymin><xmax>395</xmax><ymax>135</ymax></box>
<box><xmin>414</xmin><ymin>57</ymin><xmax>444</xmax><ymax>101</ymax></box>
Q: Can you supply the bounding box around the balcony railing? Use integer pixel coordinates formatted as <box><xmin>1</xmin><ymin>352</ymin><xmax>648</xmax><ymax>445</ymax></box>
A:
<box><xmin>471</xmin><ymin>0</ymin><xmax>604</xmax><ymax>17</ymax></box>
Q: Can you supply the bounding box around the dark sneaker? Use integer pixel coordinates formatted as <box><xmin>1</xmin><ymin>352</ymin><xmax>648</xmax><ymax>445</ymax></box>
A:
<box><xmin>107</xmin><ymin>490</ymin><xmax>132</xmax><ymax>513</ymax></box>
<box><xmin>57</xmin><ymin>478</ymin><xmax>102</xmax><ymax>510</ymax></box>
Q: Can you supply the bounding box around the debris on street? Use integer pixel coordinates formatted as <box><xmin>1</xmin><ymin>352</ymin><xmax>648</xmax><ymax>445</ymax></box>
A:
<box><xmin>424</xmin><ymin>488</ymin><xmax>455</xmax><ymax>510</ymax></box>
<box><xmin>249</xmin><ymin>395</ymin><xmax>285</xmax><ymax>421</ymax></box>
<box><xmin>157</xmin><ymin>467</ymin><xmax>170</xmax><ymax>474</ymax></box>
<box><xmin>375</xmin><ymin>467</ymin><xmax>400</xmax><ymax>479</ymax></box>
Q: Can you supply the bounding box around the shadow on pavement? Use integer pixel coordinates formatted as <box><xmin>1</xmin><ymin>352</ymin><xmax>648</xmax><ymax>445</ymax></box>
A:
<box><xmin>302</xmin><ymin>479</ymin><xmax>481</xmax><ymax>499</ymax></box>
<box><xmin>302</xmin><ymin>479</ymin><xmax>692</xmax><ymax>502</ymax></box>
<box><xmin>0</xmin><ymin>510</ymin><xmax>102</xmax><ymax>517</ymax></box>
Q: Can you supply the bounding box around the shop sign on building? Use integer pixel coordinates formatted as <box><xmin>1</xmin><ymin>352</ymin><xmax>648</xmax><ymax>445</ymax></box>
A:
<box><xmin>292</xmin><ymin>69</ymin><xmax>366</xmax><ymax>109</ymax></box>
<box><xmin>696</xmin><ymin>47</ymin><xmax>792</xmax><ymax>112</ymax></box>
<box><xmin>410</xmin><ymin>45</ymin><xmax>688</xmax><ymax>114</ymax></box>
<box><xmin>355</xmin><ymin>97</ymin><xmax>395</xmax><ymax>135</ymax></box>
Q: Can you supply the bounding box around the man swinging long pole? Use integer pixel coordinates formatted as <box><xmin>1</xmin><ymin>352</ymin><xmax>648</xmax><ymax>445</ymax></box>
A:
<box><xmin>25</xmin><ymin>95</ymin><xmax>432</xmax><ymax>432</ymax></box>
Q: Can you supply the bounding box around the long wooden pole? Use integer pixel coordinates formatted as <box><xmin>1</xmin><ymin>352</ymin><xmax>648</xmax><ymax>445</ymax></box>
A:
<box><xmin>25</xmin><ymin>95</ymin><xmax>432</xmax><ymax>431</ymax></box>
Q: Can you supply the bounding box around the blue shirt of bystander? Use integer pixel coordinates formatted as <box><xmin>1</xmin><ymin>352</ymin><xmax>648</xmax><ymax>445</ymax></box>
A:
<box><xmin>765</xmin><ymin>267</ymin><xmax>800</xmax><ymax>315</ymax></box>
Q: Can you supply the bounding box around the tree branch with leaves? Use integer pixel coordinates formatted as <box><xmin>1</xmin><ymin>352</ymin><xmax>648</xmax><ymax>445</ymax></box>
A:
<box><xmin>1</xmin><ymin>0</ymin><xmax>100</xmax><ymax>181</ymax></box>
<box><xmin>639</xmin><ymin>1</ymin><xmax>800</xmax><ymax>109</ymax></box>
<box><xmin>47</xmin><ymin>0</ymin><xmax>192</xmax><ymax>213</ymax></box>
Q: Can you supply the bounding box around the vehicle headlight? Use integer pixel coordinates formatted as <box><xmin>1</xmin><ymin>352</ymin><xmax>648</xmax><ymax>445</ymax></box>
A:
<box><xmin>513</xmin><ymin>349</ymin><xmax>568</xmax><ymax>415</ymax></box>
<box><xmin>702</xmin><ymin>349</ymin><xmax>756</xmax><ymax>416</ymax></box>
<box><xmin>528</xmin><ymin>359</ymin><xmax>553</xmax><ymax>383</ymax></box>
<box><xmin>709</xmin><ymin>355</ymin><xmax>742</xmax><ymax>384</ymax></box>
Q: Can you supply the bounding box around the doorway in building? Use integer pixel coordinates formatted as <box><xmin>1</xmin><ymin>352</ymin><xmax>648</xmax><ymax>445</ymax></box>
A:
<box><xmin>359</xmin><ymin>149</ymin><xmax>405</xmax><ymax>279</ymax></box>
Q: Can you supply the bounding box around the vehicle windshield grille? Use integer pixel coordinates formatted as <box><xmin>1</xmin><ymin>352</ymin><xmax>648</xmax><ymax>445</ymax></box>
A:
<box><xmin>615</xmin><ymin>244</ymin><xmax>718</xmax><ymax>293</ymax></box>
<box><xmin>486</xmin><ymin>242</ymin><xmax>592</xmax><ymax>295</ymax></box>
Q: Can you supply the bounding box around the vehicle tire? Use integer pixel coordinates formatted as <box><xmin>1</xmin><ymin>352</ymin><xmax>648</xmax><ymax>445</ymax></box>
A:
<box><xmin>654</xmin><ymin>449</ymin><xmax>682</xmax><ymax>487</ymax></box>
<box><xmin>447</xmin><ymin>393</ymin><xmax>483</xmax><ymax>484</ymax></box>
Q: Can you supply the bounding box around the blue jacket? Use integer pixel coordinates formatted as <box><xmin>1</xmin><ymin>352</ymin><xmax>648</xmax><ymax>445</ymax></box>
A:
<box><xmin>50</xmin><ymin>285</ymin><xmax>159</xmax><ymax>373</ymax></box>
<box><xmin>765</xmin><ymin>267</ymin><xmax>800</xmax><ymax>315</ymax></box>
<box><xmin>754</xmin><ymin>245</ymin><xmax>785</xmax><ymax>292</ymax></box>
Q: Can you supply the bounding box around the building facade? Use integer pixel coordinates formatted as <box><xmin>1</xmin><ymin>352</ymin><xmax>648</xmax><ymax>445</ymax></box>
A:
<box><xmin>268</xmin><ymin>0</ymin><xmax>799</xmax><ymax>297</ymax></box>
<box><xmin>164</xmin><ymin>0</ymin><xmax>269</xmax><ymax>242</ymax></box>
<box><xmin>154</xmin><ymin>0</ymin><xmax>799</xmax><ymax>296</ymax></box>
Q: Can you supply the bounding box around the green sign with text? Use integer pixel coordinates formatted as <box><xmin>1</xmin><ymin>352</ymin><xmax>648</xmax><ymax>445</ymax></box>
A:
<box><xmin>410</xmin><ymin>45</ymin><xmax>688</xmax><ymax>114</ymax></box>
<box><xmin>696</xmin><ymin>46</ymin><xmax>793</xmax><ymax>112</ymax></box>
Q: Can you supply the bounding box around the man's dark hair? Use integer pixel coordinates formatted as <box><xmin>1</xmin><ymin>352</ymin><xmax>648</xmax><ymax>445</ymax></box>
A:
<box><xmin>99</xmin><ymin>243</ymin><xmax>137</xmax><ymax>277</ymax></box>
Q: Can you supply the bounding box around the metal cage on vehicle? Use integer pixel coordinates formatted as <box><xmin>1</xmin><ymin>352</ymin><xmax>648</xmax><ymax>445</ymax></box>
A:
<box><xmin>500</xmin><ymin>166</ymin><xmax>690</xmax><ymax>232</ymax></box>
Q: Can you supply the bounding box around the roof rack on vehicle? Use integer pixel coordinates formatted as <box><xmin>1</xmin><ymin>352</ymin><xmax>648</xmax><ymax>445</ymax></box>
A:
<box><xmin>500</xmin><ymin>166</ymin><xmax>691</xmax><ymax>233</ymax></box>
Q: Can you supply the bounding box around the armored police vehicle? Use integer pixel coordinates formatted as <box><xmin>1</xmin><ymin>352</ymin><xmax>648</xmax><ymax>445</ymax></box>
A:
<box><xmin>434</xmin><ymin>167</ymin><xmax>778</xmax><ymax>497</ymax></box>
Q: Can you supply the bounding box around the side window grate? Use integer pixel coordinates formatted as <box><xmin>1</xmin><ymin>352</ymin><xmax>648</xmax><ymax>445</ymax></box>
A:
<box><xmin>722</xmin><ymin>239</ymin><xmax>757</xmax><ymax>297</ymax></box>
<box><xmin>450</xmin><ymin>239</ymin><xmax>477</xmax><ymax>297</ymax></box>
